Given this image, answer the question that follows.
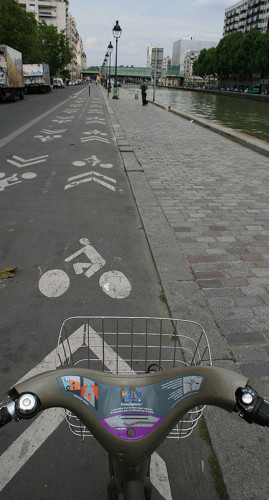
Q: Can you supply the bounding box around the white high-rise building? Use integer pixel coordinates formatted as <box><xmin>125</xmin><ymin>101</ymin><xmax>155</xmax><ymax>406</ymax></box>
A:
<box><xmin>17</xmin><ymin>1</ymin><xmax>87</xmax><ymax>78</ymax></box>
<box><xmin>172</xmin><ymin>39</ymin><xmax>218</xmax><ymax>75</ymax></box>
<box><xmin>147</xmin><ymin>45</ymin><xmax>164</xmax><ymax>68</ymax></box>
<box><xmin>223</xmin><ymin>0</ymin><xmax>269</xmax><ymax>35</ymax></box>
<box><xmin>17</xmin><ymin>0</ymin><xmax>68</xmax><ymax>31</ymax></box>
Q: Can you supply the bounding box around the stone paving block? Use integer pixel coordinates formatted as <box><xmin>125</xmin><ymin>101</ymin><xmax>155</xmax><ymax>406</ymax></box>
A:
<box><xmin>195</xmin><ymin>271</ymin><xmax>225</xmax><ymax>280</ymax></box>
<box><xmin>218</xmin><ymin>320</ymin><xmax>248</xmax><ymax>332</ymax></box>
<box><xmin>204</xmin><ymin>288</ymin><xmax>243</xmax><ymax>298</ymax></box>
<box><xmin>198</xmin><ymin>279</ymin><xmax>224</xmax><ymax>288</ymax></box>
<box><xmin>252</xmin><ymin>268</ymin><xmax>269</xmax><ymax>277</ymax></box>
<box><xmin>249</xmin><ymin>379</ymin><xmax>269</xmax><ymax>398</ymax></box>
<box><xmin>225</xmin><ymin>331</ymin><xmax>266</xmax><ymax>345</ymax></box>
<box><xmin>222</xmin><ymin>277</ymin><xmax>248</xmax><ymax>287</ymax></box>
<box><xmin>239</xmin><ymin>361</ymin><xmax>269</xmax><ymax>378</ymax></box>
<box><xmin>231</xmin><ymin>346</ymin><xmax>268</xmax><ymax>361</ymax></box>
<box><xmin>246</xmin><ymin>318</ymin><xmax>269</xmax><ymax>330</ymax></box>
<box><xmin>187</xmin><ymin>255</ymin><xmax>217</xmax><ymax>263</ymax></box>
<box><xmin>235</xmin><ymin>296</ymin><xmax>263</xmax><ymax>307</ymax></box>
<box><xmin>252</xmin><ymin>305</ymin><xmax>269</xmax><ymax>316</ymax></box>
<box><xmin>213</xmin><ymin>307</ymin><xmax>254</xmax><ymax>320</ymax></box>
<box><xmin>208</xmin><ymin>297</ymin><xmax>235</xmax><ymax>308</ymax></box>
<box><xmin>240</xmin><ymin>285</ymin><xmax>267</xmax><ymax>296</ymax></box>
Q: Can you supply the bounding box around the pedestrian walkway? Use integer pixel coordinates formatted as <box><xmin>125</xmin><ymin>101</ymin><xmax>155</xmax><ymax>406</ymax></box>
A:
<box><xmin>102</xmin><ymin>87</ymin><xmax>269</xmax><ymax>499</ymax></box>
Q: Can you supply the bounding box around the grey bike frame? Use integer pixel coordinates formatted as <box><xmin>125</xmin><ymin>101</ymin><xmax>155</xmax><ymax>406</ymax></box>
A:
<box><xmin>9</xmin><ymin>366</ymin><xmax>248</xmax><ymax>499</ymax></box>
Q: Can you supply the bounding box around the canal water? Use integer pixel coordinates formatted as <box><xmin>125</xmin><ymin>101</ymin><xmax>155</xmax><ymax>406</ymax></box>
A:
<box><xmin>123</xmin><ymin>85</ymin><xmax>269</xmax><ymax>144</ymax></box>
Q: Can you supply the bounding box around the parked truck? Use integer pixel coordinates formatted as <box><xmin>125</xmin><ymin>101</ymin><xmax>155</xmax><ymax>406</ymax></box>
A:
<box><xmin>0</xmin><ymin>45</ymin><xmax>24</xmax><ymax>102</ymax></box>
<box><xmin>23</xmin><ymin>63</ymin><xmax>51</xmax><ymax>93</ymax></box>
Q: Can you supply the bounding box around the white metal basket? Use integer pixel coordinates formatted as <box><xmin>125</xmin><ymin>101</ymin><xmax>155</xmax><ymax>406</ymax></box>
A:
<box><xmin>56</xmin><ymin>316</ymin><xmax>212</xmax><ymax>440</ymax></box>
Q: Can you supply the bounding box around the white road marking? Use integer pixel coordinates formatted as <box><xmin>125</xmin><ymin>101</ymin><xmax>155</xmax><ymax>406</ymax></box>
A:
<box><xmin>0</xmin><ymin>324</ymin><xmax>172</xmax><ymax>498</ymax></box>
<box><xmin>81</xmin><ymin>136</ymin><xmax>110</xmax><ymax>143</ymax></box>
<box><xmin>38</xmin><ymin>269</ymin><xmax>70</xmax><ymax>298</ymax></box>
<box><xmin>7</xmin><ymin>155</ymin><xmax>49</xmax><ymax>168</ymax></box>
<box><xmin>40</xmin><ymin>128</ymin><xmax>67</xmax><ymax>135</ymax></box>
<box><xmin>99</xmin><ymin>271</ymin><xmax>132</xmax><ymax>299</ymax></box>
<box><xmin>0</xmin><ymin>172</ymin><xmax>37</xmax><ymax>191</ymax></box>
<box><xmin>151</xmin><ymin>453</ymin><xmax>173</xmax><ymax>500</ymax></box>
<box><xmin>21</xmin><ymin>172</ymin><xmax>37</xmax><ymax>180</ymax></box>
<box><xmin>72</xmin><ymin>155</ymin><xmax>113</xmax><ymax>169</ymax></box>
<box><xmin>64</xmin><ymin>171</ymin><xmax>116</xmax><ymax>191</ymax></box>
<box><xmin>0</xmin><ymin>91</ymin><xmax>82</xmax><ymax>149</ymax></box>
<box><xmin>65</xmin><ymin>238</ymin><xmax>106</xmax><ymax>278</ymax></box>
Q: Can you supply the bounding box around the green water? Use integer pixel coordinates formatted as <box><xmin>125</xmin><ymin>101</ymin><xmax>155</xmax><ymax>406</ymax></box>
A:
<box><xmin>125</xmin><ymin>85</ymin><xmax>269</xmax><ymax>143</ymax></box>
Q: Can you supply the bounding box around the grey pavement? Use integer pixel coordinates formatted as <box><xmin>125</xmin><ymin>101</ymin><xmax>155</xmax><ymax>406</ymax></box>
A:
<box><xmin>102</xmin><ymin>87</ymin><xmax>269</xmax><ymax>499</ymax></box>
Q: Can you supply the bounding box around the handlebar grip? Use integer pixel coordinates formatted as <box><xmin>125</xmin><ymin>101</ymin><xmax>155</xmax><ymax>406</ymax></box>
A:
<box><xmin>236</xmin><ymin>387</ymin><xmax>269</xmax><ymax>427</ymax></box>
<box><xmin>0</xmin><ymin>406</ymin><xmax>12</xmax><ymax>428</ymax></box>
<box><xmin>252</xmin><ymin>400</ymin><xmax>269</xmax><ymax>427</ymax></box>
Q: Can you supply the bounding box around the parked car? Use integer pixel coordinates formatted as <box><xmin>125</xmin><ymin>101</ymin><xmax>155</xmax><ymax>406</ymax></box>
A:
<box><xmin>53</xmin><ymin>78</ymin><xmax>65</xmax><ymax>89</ymax></box>
<box><xmin>247</xmin><ymin>87</ymin><xmax>260</xmax><ymax>94</ymax></box>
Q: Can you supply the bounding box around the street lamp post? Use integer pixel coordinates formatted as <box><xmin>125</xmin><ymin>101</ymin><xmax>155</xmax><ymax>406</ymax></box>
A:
<box><xmin>105</xmin><ymin>52</ymin><xmax>109</xmax><ymax>89</ymax></box>
<box><xmin>112</xmin><ymin>20</ymin><xmax>122</xmax><ymax>99</ymax></box>
<box><xmin>107</xmin><ymin>41</ymin><xmax>113</xmax><ymax>97</ymax></box>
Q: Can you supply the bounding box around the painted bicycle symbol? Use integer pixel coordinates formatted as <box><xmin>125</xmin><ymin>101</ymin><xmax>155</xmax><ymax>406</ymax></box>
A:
<box><xmin>38</xmin><ymin>238</ymin><xmax>132</xmax><ymax>300</ymax></box>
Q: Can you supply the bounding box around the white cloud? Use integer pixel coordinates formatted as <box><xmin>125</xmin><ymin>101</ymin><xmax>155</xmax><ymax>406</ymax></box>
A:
<box><xmin>84</xmin><ymin>36</ymin><xmax>99</xmax><ymax>50</ymax></box>
<box><xmin>68</xmin><ymin>0</ymin><xmax>228</xmax><ymax>66</ymax></box>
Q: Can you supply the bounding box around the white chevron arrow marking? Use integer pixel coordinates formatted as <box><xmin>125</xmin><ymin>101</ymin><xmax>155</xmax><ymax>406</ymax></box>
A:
<box><xmin>0</xmin><ymin>324</ymin><xmax>172</xmax><ymax>499</ymax></box>
<box><xmin>64</xmin><ymin>171</ymin><xmax>116</xmax><ymax>191</ymax></box>
<box><xmin>7</xmin><ymin>155</ymin><xmax>49</xmax><ymax>168</ymax></box>
<box><xmin>81</xmin><ymin>136</ymin><xmax>110</xmax><ymax>143</ymax></box>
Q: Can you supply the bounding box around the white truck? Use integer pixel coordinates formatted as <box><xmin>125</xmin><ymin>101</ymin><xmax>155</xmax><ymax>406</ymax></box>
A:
<box><xmin>0</xmin><ymin>45</ymin><xmax>24</xmax><ymax>102</ymax></box>
<box><xmin>23</xmin><ymin>63</ymin><xmax>51</xmax><ymax>93</ymax></box>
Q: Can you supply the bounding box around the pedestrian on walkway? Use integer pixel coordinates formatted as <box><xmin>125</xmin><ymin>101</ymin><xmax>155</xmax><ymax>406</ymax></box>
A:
<box><xmin>140</xmin><ymin>81</ymin><xmax>148</xmax><ymax>105</ymax></box>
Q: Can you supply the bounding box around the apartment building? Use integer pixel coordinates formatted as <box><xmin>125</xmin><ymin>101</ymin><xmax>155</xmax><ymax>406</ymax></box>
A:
<box><xmin>172</xmin><ymin>39</ymin><xmax>218</xmax><ymax>75</ymax></box>
<box><xmin>184</xmin><ymin>51</ymin><xmax>200</xmax><ymax>77</ymax></box>
<box><xmin>17</xmin><ymin>1</ymin><xmax>86</xmax><ymax>78</ymax></box>
<box><xmin>17</xmin><ymin>0</ymin><xmax>68</xmax><ymax>31</ymax></box>
<box><xmin>223</xmin><ymin>0</ymin><xmax>269</xmax><ymax>35</ymax></box>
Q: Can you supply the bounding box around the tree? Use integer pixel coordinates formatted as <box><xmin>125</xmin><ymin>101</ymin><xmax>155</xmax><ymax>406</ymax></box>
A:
<box><xmin>0</xmin><ymin>0</ymin><xmax>40</xmax><ymax>61</ymax></box>
<box><xmin>0</xmin><ymin>0</ymin><xmax>73</xmax><ymax>76</ymax></box>
<box><xmin>193</xmin><ymin>29</ymin><xmax>269</xmax><ymax>86</ymax></box>
<box><xmin>38</xmin><ymin>22</ymin><xmax>73</xmax><ymax>76</ymax></box>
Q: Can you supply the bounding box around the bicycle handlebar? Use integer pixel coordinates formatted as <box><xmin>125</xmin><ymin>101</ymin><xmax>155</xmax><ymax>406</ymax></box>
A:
<box><xmin>1</xmin><ymin>366</ymin><xmax>268</xmax><ymax>463</ymax></box>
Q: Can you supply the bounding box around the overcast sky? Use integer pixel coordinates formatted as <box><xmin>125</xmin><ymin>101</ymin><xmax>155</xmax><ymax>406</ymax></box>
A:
<box><xmin>68</xmin><ymin>0</ymin><xmax>234</xmax><ymax>67</ymax></box>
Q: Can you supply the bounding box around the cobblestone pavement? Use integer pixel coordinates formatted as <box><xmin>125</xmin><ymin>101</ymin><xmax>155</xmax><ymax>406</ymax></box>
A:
<box><xmin>109</xmin><ymin>88</ymin><xmax>269</xmax><ymax>398</ymax></box>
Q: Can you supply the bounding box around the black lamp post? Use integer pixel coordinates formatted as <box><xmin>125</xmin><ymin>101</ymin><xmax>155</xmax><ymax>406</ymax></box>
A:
<box><xmin>112</xmin><ymin>20</ymin><xmax>122</xmax><ymax>99</ymax></box>
<box><xmin>107</xmin><ymin>41</ymin><xmax>113</xmax><ymax>97</ymax></box>
<box><xmin>105</xmin><ymin>52</ymin><xmax>109</xmax><ymax>88</ymax></box>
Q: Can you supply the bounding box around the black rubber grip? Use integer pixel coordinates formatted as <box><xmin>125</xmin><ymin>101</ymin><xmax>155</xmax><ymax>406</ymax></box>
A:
<box><xmin>0</xmin><ymin>406</ymin><xmax>12</xmax><ymax>427</ymax></box>
<box><xmin>253</xmin><ymin>400</ymin><xmax>269</xmax><ymax>427</ymax></box>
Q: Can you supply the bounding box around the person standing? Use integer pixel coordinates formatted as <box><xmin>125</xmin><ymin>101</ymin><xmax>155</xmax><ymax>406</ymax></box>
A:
<box><xmin>140</xmin><ymin>80</ymin><xmax>148</xmax><ymax>105</ymax></box>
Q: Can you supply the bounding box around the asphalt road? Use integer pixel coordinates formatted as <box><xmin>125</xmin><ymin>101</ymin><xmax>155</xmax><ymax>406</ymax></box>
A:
<box><xmin>0</xmin><ymin>85</ymin><xmax>218</xmax><ymax>499</ymax></box>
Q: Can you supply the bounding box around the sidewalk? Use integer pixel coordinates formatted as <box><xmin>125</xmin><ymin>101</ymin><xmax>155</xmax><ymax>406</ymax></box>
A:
<box><xmin>103</xmin><ymin>88</ymin><xmax>269</xmax><ymax>499</ymax></box>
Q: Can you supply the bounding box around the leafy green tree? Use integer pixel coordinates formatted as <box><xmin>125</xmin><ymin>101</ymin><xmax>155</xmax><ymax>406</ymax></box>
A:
<box><xmin>0</xmin><ymin>0</ymin><xmax>73</xmax><ymax>76</ymax></box>
<box><xmin>0</xmin><ymin>0</ymin><xmax>40</xmax><ymax>61</ymax></box>
<box><xmin>38</xmin><ymin>22</ymin><xmax>73</xmax><ymax>76</ymax></box>
<box><xmin>193</xmin><ymin>29</ymin><xmax>269</xmax><ymax>85</ymax></box>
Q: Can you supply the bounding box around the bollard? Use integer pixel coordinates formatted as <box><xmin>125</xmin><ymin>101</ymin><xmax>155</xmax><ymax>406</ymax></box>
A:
<box><xmin>89</xmin><ymin>84</ymin><xmax>91</xmax><ymax>97</ymax></box>
<box><xmin>135</xmin><ymin>93</ymin><xmax>138</xmax><ymax>100</ymax></box>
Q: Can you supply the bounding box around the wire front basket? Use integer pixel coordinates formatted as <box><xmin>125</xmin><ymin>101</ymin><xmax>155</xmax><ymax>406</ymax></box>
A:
<box><xmin>56</xmin><ymin>316</ymin><xmax>212</xmax><ymax>440</ymax></box>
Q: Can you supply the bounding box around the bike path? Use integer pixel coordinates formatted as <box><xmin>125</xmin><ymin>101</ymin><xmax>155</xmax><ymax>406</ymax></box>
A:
<box><xmin>104</xmin><ymin>87</ymin><xmax>269</xmax><ymax>500</ymax></box>
<box><xmin>0</xmin><ymin>86</ymin><xmax>218</xmax><ymax>498</ymax></box>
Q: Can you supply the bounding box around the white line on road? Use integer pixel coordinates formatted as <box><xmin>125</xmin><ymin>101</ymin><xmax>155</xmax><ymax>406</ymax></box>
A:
<box><xmin>0</xmin><ymin>88</ymin><xmax>87</xmax><ymax>149</ymax></box>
